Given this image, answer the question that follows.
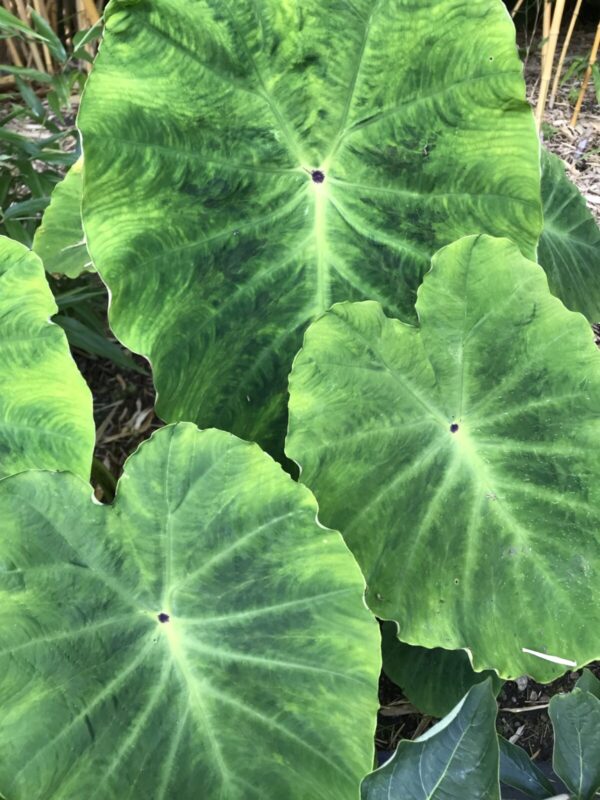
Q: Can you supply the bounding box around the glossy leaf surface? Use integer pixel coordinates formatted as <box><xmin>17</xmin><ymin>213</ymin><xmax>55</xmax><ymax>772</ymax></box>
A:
<box><xmin>0</xmin><ymin>424</ymin><xmax>380</xmax><ymax>800</ymax></box>
<box><xmin>538</xmin><ymin>149</ymin><xmax>600</xmax><ymax>322</ymax></box>
<box><xmin>79</xmin><ymin>0</ymin><xmax>541</xmax><ymax>451</ymax></box>
<box><xmin>361</xmin><ymin>681</ymin><xmax>500</xmax><ymax>799</ymax></box>
<box><xmin>381</xmin><ymin>621</ymin><xmax>502</xmax><ymax>717</ymax></box>
<box><xmin>550</xmin><ymin>688</ymin><xmax>600</xmax><ymax>800</ymax></box>
<box><xmin>0</xmin><ymin>236</ymin><xmax>94</xmax><ymax>479</ymax></box>
<box><xmin>33</xmin><ymin>158</ymin><xmax>92</xmax><ymax>278</ymax></box>
<box><xmin>287</xmin><ymin>235</ymin><xmax>600</xmax><ymax>680</ymax></box>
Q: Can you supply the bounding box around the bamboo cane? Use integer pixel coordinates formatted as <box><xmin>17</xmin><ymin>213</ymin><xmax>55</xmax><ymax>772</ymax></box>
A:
<box><xmin>81</xmin><ymin>0</ymin><xmax>99</xmax><ymax>24</ymax></box>
<box><xmin>536</xmin><ymin>0</ymin><xmax>566</xmax><ymax>129</ymax></box>
<box><xmin>570</xmin><ymin>21</ymin><xmax>600</xmax><ymax>128</ymax></box>
<box><xmin>511</xmin><ymin>0</ymin><xmax>526</xmax><ymax>18</ymax></box>
<box><xmin>5</xmin><ymin>33</ymin><xmax>24</xmax><ymax>67</ymax></box>
<box><xmin>541</xmin><ymin>0</ymin><xmax>551</xmax><ymax>69</ymax></box>
<box><xmin>33</xmin><ymin>0</ymin><xmax>54</xmax><ymax>72</ymax></box>
<box><xmin>13</xmin><ymin>0</ymin><xmax>46</xmax><ymax>72</ymax></box>
<box><xmin>549</xmin><ymin>0</ymin><xmax>583</xmax><ymax>109</ymax></box>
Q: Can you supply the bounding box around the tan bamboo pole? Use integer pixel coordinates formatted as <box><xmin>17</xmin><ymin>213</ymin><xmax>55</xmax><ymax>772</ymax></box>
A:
<box><xmin>81</xmin><ymin>0</ymin><xmax>99</xmax><ymax>24</ymax></box>
<box><xmin>570</xmin><ymin>22</ymin><xmax>600</xmax><ymax>128</ymax></box>
<box><xmin>541</xmin><ymin>0</ymin><xmax>551</xmax><ymax>68</ymax></box>
<box><xmin>13</xmin><ymin>0</ymin><xmax>46</xmax><ymax>72</ymax></box>
<box><xmin>549</xmin><ymin>0</ymin><xmax>583</xmax><ymax>108</ymax></box>
<box><xmin>33</xmin><ymin>0</ymin><xmax>54</xmax><ymax>72</ymax></box>
<box><xmin>511</xmin><ymin>0</ymin><xmax>526</xmax><ymax>18</ymax></box>
<box><xmin>535</xmin><ymin>0</ymin><xmax>566</xmax><ymax>129</ymax></box>
<box><xmin>5</xmin><ymin>33</ymin><xmax>24</xmax><ymax>66</ymax></box>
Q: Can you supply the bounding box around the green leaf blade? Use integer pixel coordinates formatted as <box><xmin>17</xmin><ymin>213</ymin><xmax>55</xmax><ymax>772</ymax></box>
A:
<box><xmin>549</xmin><ymin>688</ymin><xmax>600</xmax><ymax>800</ymax></box>
<box><xmin>286</xmin><ymin>234</ymin><xmax>600</xmax><ymax>680</ymax></box>
<box><xmin>0</xmin><ymin>236</ymin><xmax>94</xmax><ymax>480</ymax></box>
<box><xmin>0</xmin><ymin>423</ymin><xmax>380</xmax><ymax>799</ymax></box>
<box><xmin>361</xmin><ymin>681</ymin><xmax>500</xmax><ymax>799</ymax></box>
<box><xmin>33</xmin><ymin>158</ymin><xmax>93</xmax><ymax>278</ymax></box>
<box><xmin>498</xmin><ymin>736</ymin><xmax>557</xmax><ymax>799</ymax></box>
<box><xmin>381</xmin><ymin>621</ymin><xmax>503</xmax><ymax>718</ymax></box>
<box><xmin>538</xmin><ymin>149</ymin><xmax>600</xmax><ymax>321</ymax></box>
<box><xmin>79</xmin><ymin>0</ymin><xmax>542</xmax><ymax>451</ymax></box>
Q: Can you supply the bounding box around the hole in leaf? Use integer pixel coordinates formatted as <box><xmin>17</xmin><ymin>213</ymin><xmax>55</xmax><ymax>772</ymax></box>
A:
<box><xmin>157</xmin><ymin>612</ymin><xmax>170</xmax><ymax>623</ymax></box>
<box><xmin>311</xmin><ymin>169</ymin><xmax>325</xmax><ymax>183</ymax></box>
<box><xmin>450</xmin><ymin>423</ymin><xmax>459</xmax><ymax>433</ymax></box>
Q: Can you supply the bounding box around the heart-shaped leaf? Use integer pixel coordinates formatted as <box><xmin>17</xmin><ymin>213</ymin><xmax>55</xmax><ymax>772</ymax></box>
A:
<box><xmin>381</xmin><ymin>621</ymin><xmax>502</xmax><ymax>718</ymax></box>
<box><xmin>79</xmin><ymin>0</ymin><xmax>542</xmax><ymax>452</ymax></box>
<box><xmin>286</xmin><ymin>234</ymin><xmax>600</xmax><ymax>679</ymax></box>
<box><xmin>362</xmin><ymin>680</ymin><xmax>500</xmax><ymax>799</ymax></box>
<box><xmin>33</xmin><ymin>158</ymin><xmax>93</xmax><ymax>278</ymax></box>
<box><xmin>0</xmin><ymin>235</ymin><xmax>94</xmax><ymax>479</ymax></box>
<box><xmin>549</xmin><ymin>687</ymin><xmax>600</xmax><ymax>800</ymax></box>
<box><xmin>538</xmin><ymin>149</ymin><xmax>600</xmax><ymax>322</ymax></box>
<box><xmin>0</xmin><ymin>423</ymin><xmax>380</xmax><ymax>800</ymax></box>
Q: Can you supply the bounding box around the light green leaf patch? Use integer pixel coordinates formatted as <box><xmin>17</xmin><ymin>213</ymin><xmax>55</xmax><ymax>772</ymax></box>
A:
<box><xmin>79</xmin><ymin>0</ymin><xmax>542</xmax><ymax>452</ymax></box>
<box><xmin>33</xmin><ymin>158</ymin><xmax>93</xmax><ymax>278</ymax></box>
<box><xmin>286</xmin><ymin>234</ymin><xmax>600</xmax><ymax>680</ymax></box>
<box><xmin>361</xmin><ymin>681</ymin><xmax>500</xmax><ymax>799</ymax></box>
<box><xmin>0</xmin><ymin>236</ymin><xmax>94</xmax><ymax>479</ymax></box>
<box><xmin>381</xmin><ymin>621</ymin><xmax>502</xmax><ymax>718</ymax></box>
<box><xmin>538</xmin><ymin>149</ymin><xmax>600</xmax><ymax>322</ymax></box>
<box><xmin>0</xmin><ymin>423</ymin><xmax>380</xmax><ymax>800</ymax></box>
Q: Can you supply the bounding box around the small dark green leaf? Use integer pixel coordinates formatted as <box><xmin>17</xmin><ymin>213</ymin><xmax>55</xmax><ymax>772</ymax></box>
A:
<box><xmin>381</xmin><ymin>621</ymin><xmax>503</xmax><ymax>718</ymax></box>
<box><xmin>499</xmin><ymin>736</ymin><xmax>556</xmax><ymax>799</ymax></box>
<box><xmin>362</xmin><ymin>681</ymin><xmax>500</xmax><ymax>799</ymax></box>
<box><xmin>54</xmin><ymin>314</ymin><xmax>146</xmax><ymax>374</ymax></box>
<box><xmin>549</xmin><ymin>688</ymin><xmax>600</xmax><ymax>800</ymax></box>
<box><xmin>30</xmin><ymin>9</ymin><xmax>67</xmax><ymax>62</ymax></box>
<box><xmin>575</xmin><ymin>669</ymin><xmax>600</xmax><ymax>700</ymax></box>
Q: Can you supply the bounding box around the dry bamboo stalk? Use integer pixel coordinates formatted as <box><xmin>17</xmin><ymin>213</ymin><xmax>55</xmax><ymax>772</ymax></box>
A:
<box><xmin>5</xmin><ymin>33</ymin><xmax>24</xmax><ymax>67</ymax></box>
<box><xmin>511</xmin><ymin>0</ymin><xmax>526</xmax><ymax>17</ymax></box>
<box><xmin>570</xmin><ymin>21</ymin><xmax>600</xmax><ymax>128</ymax></box>
<box><xmin>549</xmin><ymin>0</ymin><xmax>583</xmax><ymax>108</ymax></box>
<box><xmin>535</xmin><ymin>0</ymin><xmax>566</xmax><ymax>129</ymax></box>
<box><xmin>13</xmin><ymin>0</ymin><xmax>46</xmax><ymax>72</ymax></box>
<box><xmin>81</xmin><ymin>0</ymin><xmax>99</xmax><ymax>24</ymax></box>
<box><xmin>541</xmin><ymin>0</ymin><xmax>551</xmax><ymax>69</ymax></box>
<box><xmin>33</xmin><ymin>0</ymin><xmax>54</xmax><ymax>72</ymax></box>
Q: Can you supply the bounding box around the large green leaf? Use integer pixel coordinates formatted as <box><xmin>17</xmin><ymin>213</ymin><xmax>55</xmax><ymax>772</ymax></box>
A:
<box><xmin>33</xmin><ymin>158</ymin><xmax>93</xmax><ymax>278</ymax></box>
<box><xmin>538</xmin><ymin>150</ymin><xmax>600</xmax><ymax>322</ymax></box>
<box><xmin>381</xmin><ymin>621</ymin><xmax>502</xmax><ymax>718</ymax></box>
<box><xmin>361</xmin><ymin>680</ymin><xmax>500</xmax><ymax>799</ymax></box>
<box><xmin>0</xmin><ymin>236</ymin><xmax>94</xmax><ymax>480</ymax></box>
<box><xmin>79</xmin><ymin>0</ymin><xmax>542</xmax><ymax>452</ymax></box>
<box><xmin>549</xmin><ymin>688</ymin><xmax>600</xmax><ymax>800</ymax></box>
<box><xmin>286</xmin><ymin>234</ymin><xmax>600</xmax><ymax>680</ymax></box>
<box><xmin>0</xmin><ymin>423</ymin><xmax>380</xmax><ymax>800</ymax></box>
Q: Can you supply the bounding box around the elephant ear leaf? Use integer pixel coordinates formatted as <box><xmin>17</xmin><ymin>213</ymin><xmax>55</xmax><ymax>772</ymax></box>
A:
<box><xmin>361</xmin><ymin>681</ymin><xmax>500</xmax><ymax>799</ymax></box>
<box><xmin>549</xmin><ymin>687</ymin><xmax>600</xmax><ymax>800</ymax></box>
<box><xmin>33</xmin><ymin>157</ymin><xmax>93</xmax><ymax>278</ymax></box>
<box><xmin>286</xmin><ymin>234</ymin><xmax>600</xmax><ymax>680</ymax></box>
<box><xmin>0</xmin><ymin>423</ymin><xmax>380</xmax><ymax>800</ymax></box>
<box><xmin>0</xmin><ymin>236</ymin><xmax>94</xmax><ymax>480</ymax></box>
<box><xmin>381</xmin><ymin>621</ymin><xmax>502</xmax><ymax>718</ymax></box>
<box><xmin>538</xmin><ymin>148</ymin><xmax>600</xmax><ymax>321</ymax></box>
<box><xmin>79</xmin><ymin>0</ymin><xmax>541</xmax><ymax>453</ymax></box>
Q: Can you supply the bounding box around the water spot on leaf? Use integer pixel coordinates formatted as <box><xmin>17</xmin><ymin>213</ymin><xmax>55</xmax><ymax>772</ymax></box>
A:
<box><xmin>158</xmin><ymin>612</ymin><xmax>170</xmax><ymax>623</ymax></box>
